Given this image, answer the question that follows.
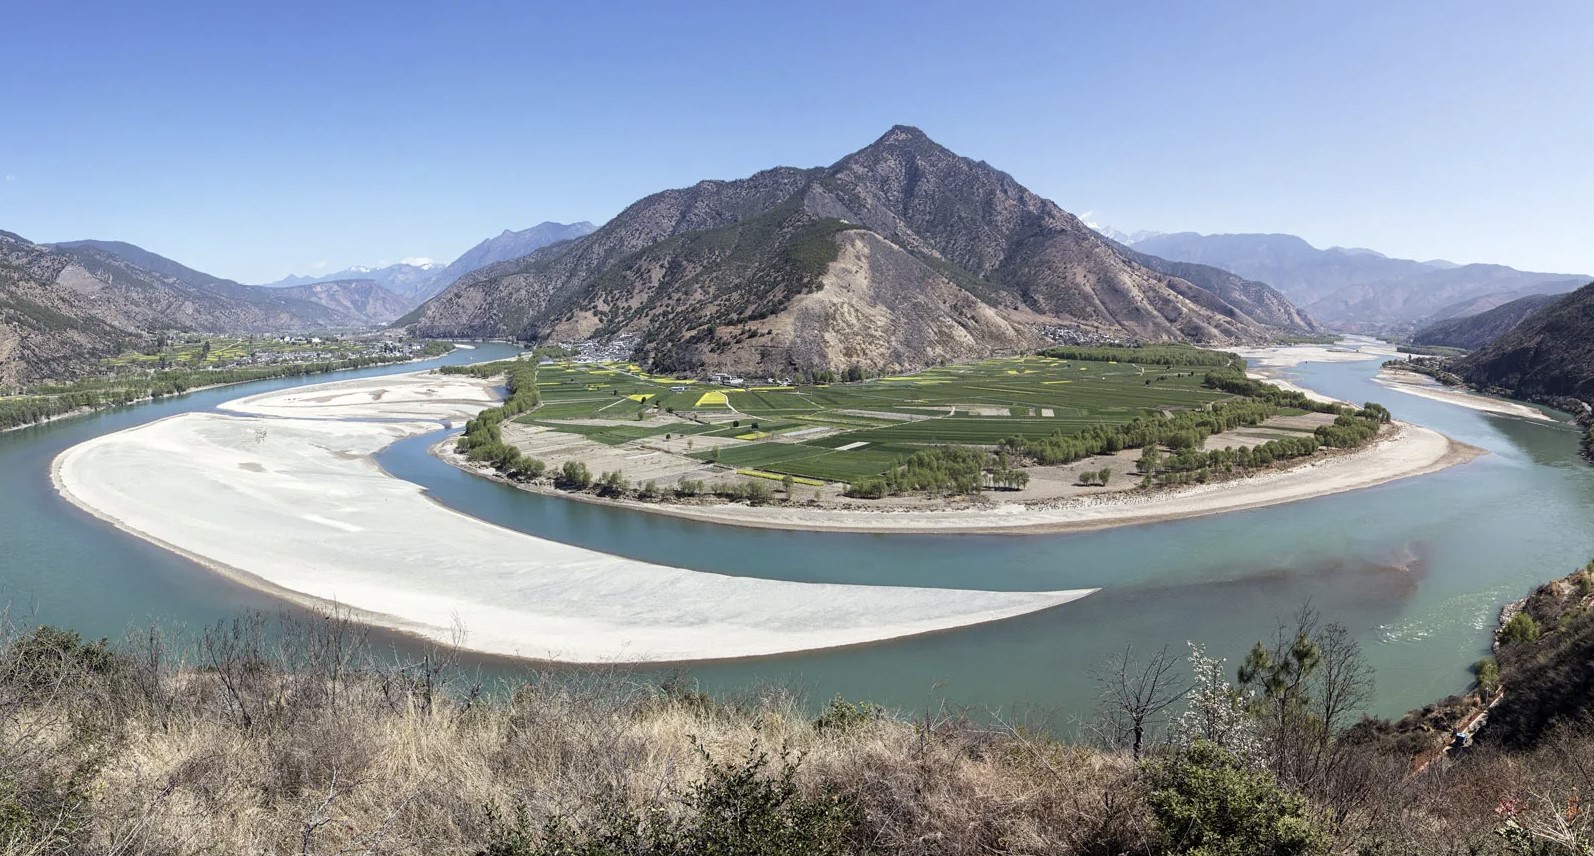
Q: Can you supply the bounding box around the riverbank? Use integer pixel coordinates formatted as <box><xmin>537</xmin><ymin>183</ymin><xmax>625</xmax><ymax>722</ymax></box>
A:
<box><xmin>1373</xmin><ymin>368</ymin><xmax>1558</xmax><ymax>422</ymax></box>
<box><xmin>441</xmin><ymin>419</ymin><xmax>1478</xmax><ymax>535</ymax></box>
<box><xmin>51</xmin><ymin>371</ymin><xmax>1092</xmax><ymax>663</ymax></box>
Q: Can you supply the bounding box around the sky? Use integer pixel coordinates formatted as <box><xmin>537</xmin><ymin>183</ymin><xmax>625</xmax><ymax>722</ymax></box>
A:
<box><xmin>2</xmin><ymin>0</ymin><xmax>1590</xmax><ymax>283</ymax></box>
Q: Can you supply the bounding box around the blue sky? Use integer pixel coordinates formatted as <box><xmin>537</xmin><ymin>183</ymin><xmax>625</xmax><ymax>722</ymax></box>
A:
<box><xmin>2</xmin><ymin>0</ymin><xmax>1589</xmax><ymax>283</ymax></box>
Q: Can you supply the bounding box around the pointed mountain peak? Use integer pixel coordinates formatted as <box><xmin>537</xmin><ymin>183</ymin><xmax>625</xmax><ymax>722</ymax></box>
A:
<box><xmin>881</xmin><ymin>124</ymin><xmax>929</xmax><ymax>141</ymax></box>
<box><xmin>865</xmin><ymin>124</ymin><xmax>942</xmax><ymax>150</ymax></box>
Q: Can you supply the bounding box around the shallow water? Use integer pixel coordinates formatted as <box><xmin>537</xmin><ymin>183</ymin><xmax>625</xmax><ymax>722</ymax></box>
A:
<box><xmin>2</xmin><ymin>348</ymin><xmax>1589</xmax><ymax>726</ymax></box>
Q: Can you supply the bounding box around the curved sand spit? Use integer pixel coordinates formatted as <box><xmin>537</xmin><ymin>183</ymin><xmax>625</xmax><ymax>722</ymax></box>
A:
<box><xmin>53</xmin><ymin>373</ymin><xmax>1092</xmax><ymax>663</ymax></box>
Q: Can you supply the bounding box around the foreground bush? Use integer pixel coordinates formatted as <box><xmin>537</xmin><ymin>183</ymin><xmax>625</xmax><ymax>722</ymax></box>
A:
<box><xmin>1145</xmin><ymin>741</ymin><xmax>1330</xmax><ymax>856</ymax></box>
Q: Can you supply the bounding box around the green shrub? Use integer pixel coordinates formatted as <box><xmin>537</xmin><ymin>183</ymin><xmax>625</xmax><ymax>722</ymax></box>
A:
<box><xmin>1501</xmin><ymin>612</ymin><xmax>1542</xmax><ymax>646</ymax></box>
<box><xmin>845</xmin><ymin>478</ymin><xmax>888</xmax><ymax>499</ymax></box>
<box><xmin>0</xmin><ymin>626</ymin><xmax>119</xmax><ymax>701</ymax></box>
<box><xmin>813</xmin><ymin>696</ymin><xmax>884</xmax><ymax>733</ymax></box>
<box><xmin>1145</xmin><ymin>741</ymin><xmax>1331</xmax><ymax>856</ymax></box>
<box><xmin>1472</xmin><ymin>657</ymin><xmax>1501</xmax><ymax>694</ymax></box>
<box><xmin>557</xmin><ymin>461</ymin><xmax>593</xmax><ymax>491</ymax></box>
<box><xmin>0</xmin><ymin>775</ymin><xmax>83</xmax><ymax>851</ymax></box>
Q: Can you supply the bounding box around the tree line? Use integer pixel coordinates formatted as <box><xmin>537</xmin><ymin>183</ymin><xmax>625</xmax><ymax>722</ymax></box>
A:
<box><xmin>0</xmin><ymin>343</ymin><xmax>453</xmax><ymax>432</ymax></box>
<box><xmin>846</xmin><ymin>446</ymin><xmax>1030</xmax><ymax>499</ymax></box>
<box><xmin>1039</xmin><ymin>345</ymin><xmax>1246</xmax><ymax>371</ymax></box>
<box><xmin>450</xmin><ymin>361</ymin><xmax>548</xmax><ymax>479</ymax></box>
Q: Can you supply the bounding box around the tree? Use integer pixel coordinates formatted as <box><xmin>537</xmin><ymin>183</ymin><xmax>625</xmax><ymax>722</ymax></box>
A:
<box><xmin>781</xmin><ymin>474</ymin><xmax>795</xmax><ymax>498</ymax></box>
<box><xmin>596</xmin><ymin>470</ymin><xmax>628</xmax><ymax>497</ymax></box>
<box><xmin>1173</xmin><ymin>644</ymin><xmax>1261</xmax><ymax>761</ymax></box>
<box><xmin>1139</xmin><ymin>444</ymin><xmax>1163</xmax><ymax>474</ymax></box>
<box><xmin>1099</xmin><ymin>466</ymin><xmax>1113</xmax><ymax>486</ymax></box>
<box><xmin>1239</xmin><ymin>606</ymin><xmax>1373</xmax><ymax>790</ymax></box>
<box><xmin>557</xmin><ymin>460</ymin><xmax>592</xmax><ymax>490</ymax></box>
<box><xmin>1091</xmin><ymin>644</ymin><xmax>1185</xmax><ymax>760</ymax></box>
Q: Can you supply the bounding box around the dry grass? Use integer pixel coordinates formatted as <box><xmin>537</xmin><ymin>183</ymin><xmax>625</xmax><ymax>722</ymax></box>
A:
<box><xmin>6</xmin><ymin>608</ymin><xmax>1593</xmax><ymax>855</ymax></box>
<box><xmin>0</xmin><ymin>611</ymin><xmax>1151</xmax><ymax>855</ymax></box>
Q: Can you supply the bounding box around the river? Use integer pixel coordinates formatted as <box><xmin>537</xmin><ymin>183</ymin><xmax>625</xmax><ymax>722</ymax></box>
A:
<box><xmin>2</xmin><ymin>345</ymin><xmax>1589</xmax><ymax>727</ymax></box>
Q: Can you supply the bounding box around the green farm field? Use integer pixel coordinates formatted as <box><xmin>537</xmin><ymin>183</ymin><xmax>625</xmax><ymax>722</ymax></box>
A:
<box><xmin>517</xmin><ymin>354</ymin><xmax>1239</xmax><ymax>483</ymax></box>
<box><xmin>106</xmin><ymin>335</ymin><xmax>375</xmax><ymax>368</ymax></box>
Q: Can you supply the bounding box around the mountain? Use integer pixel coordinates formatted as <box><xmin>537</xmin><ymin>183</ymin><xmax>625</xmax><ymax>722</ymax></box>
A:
<box><xmin>1089</xmin><ymin>225</ymin><xmax>1165</xmax><ymax>246</ymax></box>
<box><xmin>426</xmin><ymin>221</ymin><xmax>596</xmax><ymax>300</ymax></box>
<box><xmin>260</xmin><ymin>222</ymin><xmax>596</xmax><ymax>305</ymax></box>
<box><xmin>1109</xmin><ymin>242</ymin><xmax>1320</xmax><ymax>333</ymax></box>
<box><xmin>1131</xmin><ymin>232</ymin><xmax>1587</xmax><ymax>332</ymax></box>
<box><xmin>274</xmin><ymin>279</ymin><xmax>412</xmax><ymax>325</ymax></box>
<box><xmin>0</xmin><ymin>233</ymin><xmax>407</xmax><ymax>385</ymax></box>
<box><xmin>1410</xmin><ymin>293</ymin><xmax>1560</xmax><ymax>351</ymax></box>
<box><xmin>51</xmin><ymin>239</ymin><xmax>416</xmax><ymax>329</ymax></box>
<box><xmin>1457</xmin><ymin>282</ymin><xmax>1594</xmax><ymax>401</ymax></box>
<box><xmin>51</xmin><ymin>239</ymin><xmax>236</xmax><ymax>290</ymax></box>
<box><xmin>408</xmin><ymin>127</ymin><xmax>1303</xmax><ymax>375</ymax></box>
<box><xmin>262</xmin><ymin>262</ymin><xmax>444</xmax><ymax>302</ymax></box>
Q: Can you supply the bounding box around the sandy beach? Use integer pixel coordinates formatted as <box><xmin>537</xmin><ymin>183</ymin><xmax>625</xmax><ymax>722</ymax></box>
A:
<box><xmin>1373</xmin><ymin>369</ymin><xmax>1556</xmax><ymax>422</ymax></box>
<box><xmin>52</xmin><ymin>371</ymin><xmax>1092</xmax><ymax>663</ymax></box>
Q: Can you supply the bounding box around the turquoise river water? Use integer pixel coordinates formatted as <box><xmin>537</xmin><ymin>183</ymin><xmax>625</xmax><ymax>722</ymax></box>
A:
<box><xmin>1</xmin><ymin>343</ymin><xmax>1589</xmax><ymax>727</ymax></box>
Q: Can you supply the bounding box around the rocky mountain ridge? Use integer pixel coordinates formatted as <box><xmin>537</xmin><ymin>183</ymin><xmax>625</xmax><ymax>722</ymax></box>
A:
<box><xmin>407</xmin><ymin>127</ymin><xmax>1309</xmax><ymax>376</ymax></box>
<box><xmin>261</xmin><ymin>221</ymin><xmax>596</xmax><ymax>304</ymax></box>
<box><xmin>0</xmin><ymin>232</ymin><xmax>402</xmax><ymax>385</ymax></box>
<box><xmin>1132</xmin><ymin>231</ymin><xmax>1586</xmax><ymax>332</ymax></box>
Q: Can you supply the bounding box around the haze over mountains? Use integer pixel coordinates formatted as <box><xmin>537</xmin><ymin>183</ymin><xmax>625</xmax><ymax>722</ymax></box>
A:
<box><xmin>1128</xmin><ymin>232</ymin><xmax>1587</xmax><ymax>333</ymax></box>
<box><xmin>408</xmin><ymin>126</ymin><xmax>1315</xmax><ymax>376</ymax></box>
<box><xmin>260</xmin><ymin>221</ymin><xmax>596</xmax><ymax>304</ymax></box>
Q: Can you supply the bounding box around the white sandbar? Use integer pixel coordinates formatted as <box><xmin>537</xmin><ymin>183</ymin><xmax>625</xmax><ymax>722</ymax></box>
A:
<box><xmin>53</xmin><ymin>372</ymin><xmax>1091</xmax><ymax>663</ymax></box>
<box><xmin>1373</xmin><ymin>370</ymin><xmax>1556</xmax><ymax>422</ymax></box>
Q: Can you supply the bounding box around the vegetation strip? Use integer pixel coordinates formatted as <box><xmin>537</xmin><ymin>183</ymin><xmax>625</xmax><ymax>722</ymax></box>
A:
<box><xmin>1</xmin><ymin>340</ymin><xmax>452</xmax><ymax>431</ymax></box>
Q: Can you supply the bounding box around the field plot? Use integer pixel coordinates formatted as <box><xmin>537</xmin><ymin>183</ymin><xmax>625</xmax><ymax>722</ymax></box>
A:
<box><xmin>515</xmin><ymin>356</ymin><xmax>1235</xmax><ymax>484</ymax></box>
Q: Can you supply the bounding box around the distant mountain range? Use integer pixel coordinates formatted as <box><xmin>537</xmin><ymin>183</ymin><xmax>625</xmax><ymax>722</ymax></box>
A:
<box><xmin>0</xmin><ymin>233</ymin><xmax>410</xmax><ymax>386</ymax></box>
<box><xmin>1410</xmin><ymin>293</ymin><xmax>1561</xmax><ymax>351</ymax></box>
<box><xmin>1458</xmin><ymin>282</ymin><xmax>1594</xmax><ymax>402</ymax></box>
<box><xmin>261</xmin><ymin>222</ymin><xmax>596</xmax><ymax>304</ymax></box>
<box><xmin>406</xmin><ymin>126</ymin><xmax>1315</xmax><ymax>376</ymax></box>
<box><xmin>1127</xmin><ymin>232</ymin><xmax>1587</xmax><ymax>333</ymax></box>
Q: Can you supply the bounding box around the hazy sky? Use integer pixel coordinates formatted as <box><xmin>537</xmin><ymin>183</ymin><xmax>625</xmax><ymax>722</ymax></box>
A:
<box><xmin>3</xmin><ymin>0</ymin><xmax>1589</xmax><ymax>283</ymax></box>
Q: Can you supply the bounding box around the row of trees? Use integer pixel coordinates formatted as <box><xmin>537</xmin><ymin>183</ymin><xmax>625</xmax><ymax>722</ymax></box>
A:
<box><xmin>1040</xmin><ymin>345</ymin><xmax>1247</xmax><ymax>370</ymax></box>
<box><xmin>1133</xmin><ymin>405</ymin><xmax>1390</xmax><ymax>487</ymax></box>
<box><xmin>846</xmin><ymin>446</ymin><xmax>1031</xmax><ymax>499</ymax></box>
<box><xmin>452</xmin><ymin>362</ymin><xmax>547</xmax><ymax>479</ymax></box>
<box><xmin>1005</xmin><ymin>398</ymin><xmax>1291</xmax><ymax>467</ymax></box>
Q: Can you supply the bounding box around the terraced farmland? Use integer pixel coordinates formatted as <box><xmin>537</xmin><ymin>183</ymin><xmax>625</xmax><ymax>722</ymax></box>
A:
<box><xmin>518</xmin><ymin>353</ymin><xmax>1238</xmax><ymax>483</ymax></box>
